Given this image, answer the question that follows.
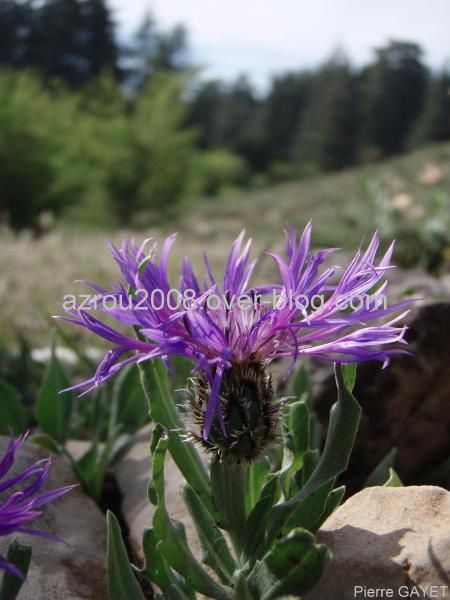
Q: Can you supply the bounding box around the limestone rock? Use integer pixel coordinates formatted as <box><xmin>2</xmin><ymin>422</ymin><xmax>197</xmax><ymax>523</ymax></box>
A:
<box><xmin>308</xmin><ymin>486</ymin><xmax>450</xmax><ymax>600</ymax></box>
<box><xmin>0</xmin><ymin>437</ymin><xmax>107</xmax><ymax>600</ymax></box>
<box><xmin>115</xmin><ymin>425</ymin><xmax>203</xmax><ymax>563</ymax></box>
<box><xmin>316</xmin><ymin>303</ymin><xmax>450</xmax><ymax>491</ymax></box>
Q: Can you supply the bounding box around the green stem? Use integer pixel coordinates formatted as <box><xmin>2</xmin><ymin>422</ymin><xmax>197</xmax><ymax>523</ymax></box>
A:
<box><xmin>210</xmin><ymin>460</ymin><xmax>248</xmax><ymax>559</ymax></box>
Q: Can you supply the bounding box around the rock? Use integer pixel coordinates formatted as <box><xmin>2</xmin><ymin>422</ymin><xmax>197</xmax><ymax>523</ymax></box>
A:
<box><xmin>315</xmin><ymin>303</ymin><xmax>450</xmax><ymax>491</ymax></box>
<box><xmin>418</xmin><ymin>163</ymin><xmax>444</xmax><ymax>186</ymax></box>
<box><xmin>115</xmin><ymin>425</ymin><xmax>203</xmax><ymax>563</ymax></box>
<box><xmin>391</xmin><ymin>192</ymin><xmax>415</xmax><ymax>211</ymax></box>
<box><xmin>308</xmin><ymin>486</ymin><xmax>450</xmax><ymax>600</ymax></box>
<box><xmin>0</xmin><ymin>437</ymin><xmax>107</xmax><ymax>600</ymax></box>
<box><xmin>388</xmin><ymin>270</ymin><xmax>450</xmax><ymax>305</ymax></box>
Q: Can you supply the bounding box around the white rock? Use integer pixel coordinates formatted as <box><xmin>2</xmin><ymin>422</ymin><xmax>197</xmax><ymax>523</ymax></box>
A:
<box><xmin>0</xmin><ymin>438</ymin><xmax>107</xmax><ymax>600</ymax></box>
<box><xmin>115</xmin><ymin>425</ymin><xmax>204</xmax><ymax>564</ymax></box>
<box><xmin>308</xmin><ymin>486</ymin><xmax>450</xmax><ymax>600</ymax></box>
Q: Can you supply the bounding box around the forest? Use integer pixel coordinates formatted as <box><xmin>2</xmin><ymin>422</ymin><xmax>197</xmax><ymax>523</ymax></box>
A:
<box><xmin>1</xmin><ymin>0</ymin><xmax>449</xmax><ymax>230</ymax></box>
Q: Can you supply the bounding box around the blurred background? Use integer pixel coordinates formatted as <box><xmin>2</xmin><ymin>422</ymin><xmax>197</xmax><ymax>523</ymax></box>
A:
<box><xmin>1</xmin><ymin>0</ymin><xmax>450</xmax><ymax>342</ymax></box>
<box><xmin>0</xmin><ymin>0</ymin><xmax>449</xmax><ymax>495</ymax></box>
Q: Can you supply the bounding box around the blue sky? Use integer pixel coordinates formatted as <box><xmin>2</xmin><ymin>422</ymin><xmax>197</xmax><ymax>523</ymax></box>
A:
<box><xmin>109</xmin><ymin>0</ymin><xmax>450</xmax><ymax>89</ymax></box>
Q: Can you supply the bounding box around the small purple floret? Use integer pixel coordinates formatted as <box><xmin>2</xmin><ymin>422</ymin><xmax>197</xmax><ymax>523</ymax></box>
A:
<box><xmin>0</xmin><ymin>432</ymin><xmax>75</xmax><ymax>579</ymax></box>
<box><xmin>57</xmin><ymin>223</ymin><xmax>411</xmax><ymax>439</ymax></box>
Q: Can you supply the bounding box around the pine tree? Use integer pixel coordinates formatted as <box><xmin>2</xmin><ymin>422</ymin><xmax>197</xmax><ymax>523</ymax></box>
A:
<box><xmin>292</xmin><ymin>53</ymin><xmax>359</xmax><ymax>172</ymax></box>
<box><xmin>22</xmin><ymin>0</ymin><xmax>117</xmax><ymax>88</ymax></box>
<box><xmin>410</xmin><ymin>70</ymin><xmax>450</xmax><ymax>146</ymax></box>
<box><xmin>261</xmin><ymin>72</ymin><xmax>312</xmax><ymax>164</ymax></box>
<box><xmin>359</xmin><ymin>40</ymin><xmax>428</xmax><ymax>157</ymax></box>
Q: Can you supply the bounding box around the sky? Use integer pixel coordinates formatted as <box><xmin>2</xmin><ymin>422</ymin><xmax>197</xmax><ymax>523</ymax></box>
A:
<box><xmin>109</xmin><ymin>0</ymin><xmax>450</xmax><ymax>89</ymax></box>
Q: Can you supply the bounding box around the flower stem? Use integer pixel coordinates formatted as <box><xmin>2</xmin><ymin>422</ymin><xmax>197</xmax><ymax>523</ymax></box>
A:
<box><xmin>210</xmin><ymin>459</ymin><xmax>248</xmax><ymax>559</ymax></box>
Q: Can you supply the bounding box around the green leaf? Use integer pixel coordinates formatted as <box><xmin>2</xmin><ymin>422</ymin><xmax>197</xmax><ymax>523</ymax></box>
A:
<box><xmin>364</xmin><ymin>448</ymin><xmax>397</xmax><ymax>488</ymax></box>
<box><xmin>35</xmin><ymin>347</ymin><xmax>73</xmax><ymax>445</ymax></box>
<box><xmin>139</xmin><ymin>359</ymin><xmax>216</xmax><ymax>519</ymax></box>
<box><xmin>28</xmin><ymin>433</ymin><xmax>60</xmax><ymax>453</ymax></box>
<box><xmin>141</xmin><ymin>528</ymin><xmax>176</xmax><ymax>591</ymax></box>
<box><xmin>106</xmin><ymin>511</ymin><xmax>145</xmax><ymax>600</ymax></box>
<box><xmin>279</xmin><ymin>400</ymin><xmax>310</xmax><ymax>497</ymax></box>
<box><xmin>266</xmin><ymin>364</ymin><xmax>361</xmax><ymax>551</ymax></box>
<box><xmin>170</xmin><ymin>355</ymin><xmax>193</xmax><ymax>389</ymax></box>
<box><xmin>111</xmin><ymin>364</ymin><xmax>148</xmax><ymax>434</ymax></box>
<box><xmin>242</xmin><ymin>476</ymin><xmax>279</xmax><ymax>562</ymax></box>
<box><xmin>183</xmin><ymin>485</ymin><xmax>236</xmax><ymax>583</ymax></box>
<box><xmin>233</xmin><ymin>572</ymin><xmax>254</xmax><ymax>600</ymax></box>
<box><xmin>166</xmin><ymin>584</ymin><xmax>191</xmax><ymax>600</ymax></box>
<box><xmin>313</xmin><ymin>485</ymin><xmax>346</xmax><ymax>530</ymax></box>
<box><xmin>65</xmin><ymin>426</ymin><xmax>119</xmax><ymax>501</ymax></box>
<box><xmin>384</xmin><ymin>468</ymin><xmax>403</xmax><ymax>487</ymax></box>
<box><xmin>285</xmin><ymin>480</ymin><xmax>334</xmax><ymax>533</ymax></box>
<box><xmin>291</xmin><ymin>362</ymin><xmax>313</xmax><ymax>406</ymax></box>
<box><xmin>300</xmin><ymin>449</ymin><xmax>320</xmax><ymax>487</ymax></box>
<box><xmin>150</xmin><ymin>426</ymin><xmax>233</xmax><ymax>600</ymax></box>
<box><xmin>249</xmin><ymin>529</ymin><xmax>330</xmax><ymax>600</ymax></box>
<box><xmin>342</xmin><ymin>363</ymin><xmax>357</xmax><ymax>393</ymax></box>
<box><xmin>0</xmin><ymin>379</ymin><xmax>27</xmax><ymax>435</ymax></box>
<box><xmin>246</xmin><ymin>457</ymin><xmax>271</xmax><ymax>514</ymax></box>
<box><xmin>0</xmin><ymin>539</ymin><xmax>32</xmax><ymax>600</ymax></box>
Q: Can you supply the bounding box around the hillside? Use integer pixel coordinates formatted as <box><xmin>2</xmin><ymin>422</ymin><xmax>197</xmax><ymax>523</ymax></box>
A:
<box><xmin>1</xmin><ymin>141</ymin><xmax>449</xmax><ymax>344</ymax></box>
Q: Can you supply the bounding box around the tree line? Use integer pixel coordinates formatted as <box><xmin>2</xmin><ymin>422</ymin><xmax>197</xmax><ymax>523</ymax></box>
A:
<box><xmin>0</xmin><ymin>0</ymin><xmax>449</xmax><ymax>229</ymax></box>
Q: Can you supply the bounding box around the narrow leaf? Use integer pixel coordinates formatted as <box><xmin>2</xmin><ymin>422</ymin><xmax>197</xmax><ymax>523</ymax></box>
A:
<box><xmin>141</xmin><ymin>528</ymin><xmax>175</xmax><ymax>591</ymax></box>
<box><xmin>285</xmin><ymin>480</ymin><xmax>334</xmax><ymax>533</ymax></box>
<box><xmin>279</xmin><ymin>400</ymin><xmax>310</xmax><ymax>497</ymax></box>
<box><xmin>183</xmin><ymin>485</ymin><xmax>236</xmax><ymax>583</ymax></box>
<box><xmin>266</xmin><ymin>364</ymin><xmax>361</xmax><ymax>550</ymax></box>
<box><xmin>106</xmin><ymin>511</ymin><xmax>145</xmax><ymax>600</ymax></box>
<box><xmin>292</xmin><ymin>362</ymin><xmax>313</xmax><ymax>406</ymax></box>
<box><xmin>139</xmin><ymin>360</ymin><xmax>216</xmax><ymax>519</ymax></box>
<box><xmin>242</xmin><ymin>476</ymin><xmax>279</xmax><ymax>561</ymax></box>
<box><xmin>248</xmin><ymin>529</ymin><xmax>330</xmax><ymax>599</ymax></box>
<box><xmin>313</xmin><ymin>485</ymin><xmax>346</xmax><ymax>530</ymax></box>
<box><xmin>111</xmin><ymin>364</ymin><xmax>148</xmax><ymax>434</ymax></box>
<box><xmin>0</xmin><ymin>539</ymin><xmax>31</xmax><ymax>600</ymax></box>
<box><xmin>384</xmin><ymin>468</ymin><xmax>403</xmax><ymax>487</ymax></box>
<box><xmin>246</xmin><ymin>457</ymin><xmax>271</xmax><ymax>514</ymax></box>
<box><xmin>150</xmin><ymin>428</ymin><xmax>233</xmax><ymax>600</ymax></box>
<box><xmin>342</xmin><ymin>363</ymin><xmax>357</xmax><ymax>393</ymax></box>
<box><xmin>364</xmin><ymin>448</ymin><xmax>397</xmax><ymax>488</ymax></box>
<box><xmin>35</xmin><ymin>348</ymin><xmax>73</xmax><ymax>445</ymax></box>
<box><xmin>0</xmin><ymin>380</ymin><xmax>27</xmax><ymax>435</ymax></box>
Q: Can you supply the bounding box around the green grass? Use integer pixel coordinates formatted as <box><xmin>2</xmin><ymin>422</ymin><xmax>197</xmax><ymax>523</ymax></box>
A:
<box><xmin>1</xmin><ymin>141</ymin><xmax>449</xmax><ymax>345</ymax></box>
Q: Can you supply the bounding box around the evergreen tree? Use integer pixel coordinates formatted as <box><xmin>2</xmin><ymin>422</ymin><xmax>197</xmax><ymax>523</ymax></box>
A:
<box><xmin>261</xmin><ymin>72</ymin><xmax>312</xmax><ymax>164</ymax></box>
<box><xmin>410</xmin><ymin>69</ymin><xmax>450</xmax><ymax>146</ymax></box>
<box><xmin>292</xmin><ymin>53</ymin><xmax>359</xmax><ymax>172</ymax></box>
<box><xmin>359</xmin><ymin>40</ymin><xmax>428</xmax><ymax>157</ymax></box>
<box><xmin>125</xmin><ymin>13</ymin><xmax>189</xmax><ymax>93</ymax></box>
<box><xmin>0</xmin><ymin>0</ymin><xmax>33</xmax><ymax>68</ymax></box>
<box><xmin>8</xmin><ymin>0</ymin><xmax>118</xmax><ymax>88</ymax></box>
<box><xmin>188</xmin><ymin>80</ymin><xmax>226</xmax><ymax>148</ymax></box>
<box><xmin>82</xmin><ymin>0</ymin><xmax>118</xmax><ymax>79</ymax></box>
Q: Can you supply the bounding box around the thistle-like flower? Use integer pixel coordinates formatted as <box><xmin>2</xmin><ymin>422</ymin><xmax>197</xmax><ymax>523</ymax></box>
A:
<box><xmin>59</xmin><ymin>223</ymin><xmax>410</xmax><ymax>461</ymax></box>
<box><xmin>0</xmin><ymin>432</ymin><xmax>75</xmax><ymax>578</ymax></box>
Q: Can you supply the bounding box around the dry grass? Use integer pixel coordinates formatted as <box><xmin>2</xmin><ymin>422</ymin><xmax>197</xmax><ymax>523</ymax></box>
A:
<box><xmin>1</xmin><ymin>141</ymin><xmax>449</xmax><ymax>345</ymax></box>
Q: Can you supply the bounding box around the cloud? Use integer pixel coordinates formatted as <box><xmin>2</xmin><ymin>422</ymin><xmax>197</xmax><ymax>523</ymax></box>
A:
<box><xmin>109</xmin><ymin>0</ymin><xmax>450</xmax><ymax>86</ymax></box>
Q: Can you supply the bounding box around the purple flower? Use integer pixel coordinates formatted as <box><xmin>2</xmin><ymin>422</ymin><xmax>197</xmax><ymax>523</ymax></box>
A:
<box><xmin>0</xmin><ymin>432</ymin><xmax>75</xmax><ymax>579</ymax></box>
<box><xmin>58</xmin><ymin>223</ymin><xmax>410</xmax><ymax>452</ymax></box>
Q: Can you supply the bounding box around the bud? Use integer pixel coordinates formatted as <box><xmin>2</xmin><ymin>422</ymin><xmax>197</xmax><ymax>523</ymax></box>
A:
<box><xmin>187</xmin><ymin>362</ymin><xmax>280</xmax><ymax>462</ymax></box>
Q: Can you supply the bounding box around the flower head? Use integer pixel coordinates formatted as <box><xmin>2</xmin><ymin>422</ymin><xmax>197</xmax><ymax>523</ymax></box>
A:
<box><xmin>0</xmin><ymin>432</ymin><xmax>75</xmax><ymax>579</ymax></box>
<box><xmin>58</xmin><ymin>223</ymin><xmax>410</xmax><ymax>459</ymax></box>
